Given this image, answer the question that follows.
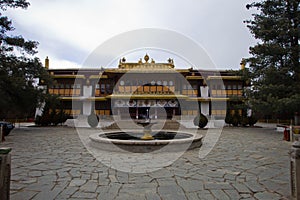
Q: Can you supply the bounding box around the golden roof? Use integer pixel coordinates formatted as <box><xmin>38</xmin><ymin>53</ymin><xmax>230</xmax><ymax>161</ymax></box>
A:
<box><xmin>118</xmin><ymin>54</ymin><xmax>175</xmax><ymax>71</ymax></box>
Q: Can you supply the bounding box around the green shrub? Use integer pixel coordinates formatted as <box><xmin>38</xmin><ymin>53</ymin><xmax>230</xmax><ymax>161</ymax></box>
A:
<box><xmin>87</xmin><ymin>113</ymin><xmax>99</xmax><ymax>128</ymax></box>
<box><xmin>35</xmin><ymin>113</ymin><xmax>52</xmax><ymax>126</ymax></box>
<box><xmin>35</xmin><ymin>110</ymin><xmax>69</xmax><ymax>126</ymax></box>
<box><xmin>248</xmin><ymin>115</ymin><xmax>258</xmax><ymax>126</ymax></box>
<box><xmin>225</xmin><ymin>114</ymin><xmax>233</xmax><ymax>125</ymax></box>
<box><xmin>52</xmin><ymin>110</ymin><xmax>69</xmax><ymax>125</ymax></box>
<box><xmin>241</xmin><ymin>116</ymin><xmax>249</xmax><ymax>127</ymax></box>
<box><xmin>231</xmin><ymin>112</ymin><xmax>241</xmax><ymax>127</ymax></box>
<box><xmin>193</xmin><ymin>113</ymin><xmax>208</xmax><ymax>128</ymax></box>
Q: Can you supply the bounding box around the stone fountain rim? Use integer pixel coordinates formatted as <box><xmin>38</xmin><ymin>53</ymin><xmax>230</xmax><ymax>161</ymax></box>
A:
<box><xmin>89</xmin><ymin>129</ymin><xmax>203</xmax><ymax>146</ymax></box>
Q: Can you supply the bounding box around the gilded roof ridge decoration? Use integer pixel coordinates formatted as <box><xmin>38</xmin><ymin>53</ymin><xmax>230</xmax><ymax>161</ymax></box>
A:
<box><xmin>118</xmin><ymin>54</ymin><xmax>175</xmax><ymax>70</ymax></box>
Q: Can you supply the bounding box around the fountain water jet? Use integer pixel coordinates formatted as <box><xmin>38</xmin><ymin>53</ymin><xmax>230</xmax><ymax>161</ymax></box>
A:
<box><xmin>136</xmin><ymin>109</ymin><xmax>157</xmax><ymax>140</ymax></box>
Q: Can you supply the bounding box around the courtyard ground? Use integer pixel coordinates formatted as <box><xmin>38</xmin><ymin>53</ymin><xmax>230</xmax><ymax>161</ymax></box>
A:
<box><xmin>0</xmin><ymin>122</ymin><xmax>291</xmax><ymax>200</ymax></box>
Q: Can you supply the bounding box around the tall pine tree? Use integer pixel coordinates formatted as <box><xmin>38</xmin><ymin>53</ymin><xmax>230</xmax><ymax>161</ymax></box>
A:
<box><xmin>245</xmin><ymin>0</ymin><xmax>300</xmax><ymax>120</ymax></box>
<box><xmin>0</xmin><ymin>0</ymin><xmax>51</xmax><ymax>120</ymax></box>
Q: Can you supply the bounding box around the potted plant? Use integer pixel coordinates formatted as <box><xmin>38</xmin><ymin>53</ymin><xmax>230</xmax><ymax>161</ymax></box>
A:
<box><xmin>193</xmin><ymin>113</ymin><xmax>208</xmax><ymax>128</ymax></box>
<box><xmin>87</xmin><ymin>113</ymin><xmax>99</xmax><ymax>128</ymax></box>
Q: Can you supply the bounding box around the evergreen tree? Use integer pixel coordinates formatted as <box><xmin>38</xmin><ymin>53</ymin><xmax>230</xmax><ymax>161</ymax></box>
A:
<box><xmin>245</xmin><ymin>0</ymin><xmax>300</xmax><ymax>119</ymax></box>
<box><xmin>0</xmin><ymin>0</ymin><xmax>51</xmax><ymax>119</ymax></box>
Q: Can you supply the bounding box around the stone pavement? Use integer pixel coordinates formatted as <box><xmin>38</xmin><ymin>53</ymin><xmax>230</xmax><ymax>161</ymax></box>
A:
<box><xmin>1</xmin><ymin>125</ymin><xmax>291</xmax><ymax>200</ymax></box>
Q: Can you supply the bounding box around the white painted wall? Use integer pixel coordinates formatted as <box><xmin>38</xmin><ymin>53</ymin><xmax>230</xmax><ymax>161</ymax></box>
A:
<box><xmin>83</xmin><ymin>101</ymin><xmax>92</xmax><ymax>115</ymax></box>
<box><xmin>83</xmin><ymin>86</ymin><xmax>92</xmax><ymax>97</ymax></box>
<box><xmin>83</xmin><ymin>85</ymin><xmax>93</xmax><ymax>115</ymax></box>
<box><xmin>201</xmin><ymin>102</ymin><xmax>209</xmax><ymax>116</ymax></box>
<box><xmin>200</xmin><ymin>86</ymin><xmax>209</xmax><ymax>98</ymax></box>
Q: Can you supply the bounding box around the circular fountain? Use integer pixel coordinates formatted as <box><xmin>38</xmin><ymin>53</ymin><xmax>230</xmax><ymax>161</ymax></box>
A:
<box><xmin>89</xmin><ymin>118</ymin><xmax>203</xmax><ymax>153</ymax></box>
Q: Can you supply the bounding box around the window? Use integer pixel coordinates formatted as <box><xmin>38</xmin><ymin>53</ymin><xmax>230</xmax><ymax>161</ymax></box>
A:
<box><xmin>106</xmin><ymin>84</ymin><xmax>112</xmax><ymax>94</ymax></box>
<box><xmin>125</xmin><ymin>80</ymin><xmax>131</xmax><ymax>86</ymax></box>
<box><xmin>138</xmin><ymin>80</ymin><xmax>143</xmax><ymax>86</ymax></box>
<box><xmin>100</xmin><ymin>84</ymin><xmax>105</xmax><ymax>93</ymax></box>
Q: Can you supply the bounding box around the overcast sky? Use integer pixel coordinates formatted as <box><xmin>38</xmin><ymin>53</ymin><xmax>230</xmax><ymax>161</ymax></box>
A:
<box><xmin>5</xmin><ymin>0</ymin><xmax>256</xmax><ymax>70</ymax></box>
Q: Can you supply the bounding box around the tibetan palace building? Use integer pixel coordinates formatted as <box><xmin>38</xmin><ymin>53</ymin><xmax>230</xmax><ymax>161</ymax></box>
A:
<box><xmin>45</xmin><ymin>54</ymin><xmax>247</xmax><ymax>120</ymax></box>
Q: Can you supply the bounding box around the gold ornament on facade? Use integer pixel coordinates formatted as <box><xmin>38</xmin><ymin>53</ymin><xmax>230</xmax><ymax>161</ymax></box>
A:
<box><xmin>144</xmin><ymin>54</ymin><xmax>149</xmax><ymax>63</ymax></box>
<box><xmin>240</xmin><ymin>59</ymin><xmax>246</xmax><ymax>70</ymax></box>
<box><xmin>45</xmin><ymin>56</ymin><xmax>49</xmax><ymax>69</ymax></box>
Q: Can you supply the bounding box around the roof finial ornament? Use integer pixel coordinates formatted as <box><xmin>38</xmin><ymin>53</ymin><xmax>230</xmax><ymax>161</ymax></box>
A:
<box><xmin>240</xmin><ymin>58</ymin><xmax>246</xmax><ymax>70</ymax></box>
<box><xmin>168</xmin><ymin>58</ymin><xmax>173</xmax><ymax>64</ymax></box>
<box><xmin>45</xmin><ymin>56</ymin><xmax>49</xmax><ymax>69</ymax></box>
<box><xmin>144</xmin><ymin>54</ymin><xmax>149</xmax><ymax>63</ymax></box>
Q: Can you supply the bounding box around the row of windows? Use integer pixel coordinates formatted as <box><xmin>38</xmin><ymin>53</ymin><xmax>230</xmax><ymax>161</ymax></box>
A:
<box><xmin>211</xmin><ymin>109</ymin><xmax>243</xmax><ymax>116</ymax></box>
<box><xmin>211</xmin><ymin>84</ymin><xmax>243</xmax><ymax>90</ymax></box>
<box><xmin>49</xmin><ymin>83</ymin><xmax>243</xmax><ymax>98</ymax></box>
<box><xmin>182</xmin><ymin>110</ymin><xmax>199</xmax><ymax>115</ymax></box>
<box><xmin>115</xmin><ymin>85</ymin><xmax>176</xmax><ymax>94</ymax></box>
<box><xmin>181</xmin><ymin>110</ymin><xmax>230</xmax><ymax>116</ymax></box>
<box><xmin>95</xmin><ymin>83</ymin><xmax>113</xmax><ymax>95</ymax></box>
<box><xmin>51</xmin><ymin>82</ymin><xmax>241</xmax><ymax>90</ymax></box>
<box><xmin>49</xmin><ymin>109</ymin><xmax>81</xmax><ymax>116</ymax></box>
<box><xmin>210</xmin><ymin>90</ymin><xmax>243</xmax><ymax>97</ymax></box>
<box><xmin>49</xmin><ymin>88</ymin><xmax>242</xmax><ymax>98</ymax></box>
<box><xmin>119</xmin><ymin>80</ymin><xmax>175</xmax><ymax>86</ymax></box>
<box><xmin>95</xmin><ymin>110</ymin><xmax>111</xmax><ymax>116</ymax></box>
<box><xmin>64</xmin><ymin>109</ymin><xmax>81</xmax><ymax>116</ymax></box>
<box><xmin>211</xmin><ymin>110</ymin><xmax>226</xmax><ymax>116</ymax></box>
<box><xmin>48</xmin><ymin>88</ymin><xmax>81</xmax><ymax>96</ymax></box>
<box><xmin>115</xmin><ymin>86</ymin><xmax>198</xmax><ymax>97</ymax></box>
<box><xmin>49</xmin><ymin>109</ymin><xmax>111</xmax><ymax>116</ymax></box>
<box><xmin>50</xmin><ymin>84</ymin><xmax>81</xmax><ymax>89</ymax></box>
<box><xmin>52</xmin><ymin>109</ymin><xmax>244</xmax><ymax>118</ymax></box>
<box><xmin>182</xmin><ymin>84</ymin><xmax>198</xmax><ymax>90</ymax></box>
<box><xmin>48</xmin><ymin>88</ymin><xmax>242</xmax><ymax>98</ymax></box>
<box><xmin>182</xmin><ymin>90</ymin><xmax>198</xmax><ymax>97</ymax></box>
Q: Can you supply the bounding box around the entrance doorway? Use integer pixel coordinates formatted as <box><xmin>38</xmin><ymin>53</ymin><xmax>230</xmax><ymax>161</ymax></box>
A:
<box><xmin>137</xmin><ymin>107</ymin><xmax>150</xmax><ymax>119</ymax></box>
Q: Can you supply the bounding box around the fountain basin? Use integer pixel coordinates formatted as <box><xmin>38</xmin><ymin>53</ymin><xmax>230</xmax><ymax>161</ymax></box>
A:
<box><xmin>89</xmin><ymin>130</ymin><xmax>203</xmax><ymax>153</ymax></box>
